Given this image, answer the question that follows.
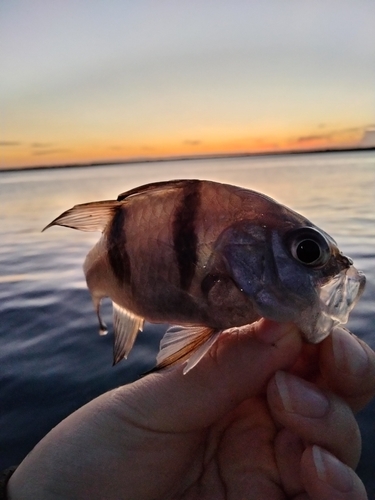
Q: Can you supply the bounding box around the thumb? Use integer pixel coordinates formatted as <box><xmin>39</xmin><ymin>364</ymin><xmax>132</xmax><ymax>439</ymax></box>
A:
<box><xmin>117</xmin><ymin>320</ymin><xmax>302</xmax><ymax>432</ymax></box>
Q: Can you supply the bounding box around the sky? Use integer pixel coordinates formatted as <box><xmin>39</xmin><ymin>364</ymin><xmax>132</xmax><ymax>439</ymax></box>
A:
<box><xmin>1</xmin><ymin>0</ymin><xmax>375</xmax><ymax>169</ymax></box>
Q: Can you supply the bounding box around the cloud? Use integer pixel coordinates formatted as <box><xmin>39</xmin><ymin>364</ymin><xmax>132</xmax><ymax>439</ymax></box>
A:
<box><xmin>183</xmin><ymin>140</ymin><xmax>201</xmax><ymax>146</ymax></box>
<box><xmin>32</xmin><ymin>148</ymin><xmax>70</xmax><ymax>156</ymax></box>
<box><xmin>295</xmin><ymin>126</ymin><xmax>367</xmax><ymax>146</ymax></box>
<box><xmin>0</xmin><ymin>141</ymin><xmax>21</xmax><ymax>147</ymax></box>
<box><xmin>339</xmin><ymin>126</ymin><xmax>365</xmax><ymax>134</ymax></box>
<box><xmin>296</xmin><ymin>133</ymin><xmax>333</xmax><ymax>143</ymax></box>
<box><xmin>31</xmin><ymin>142</ymin><xmax>54</xmax><ymax>148</ymax></box>
<box><xmin>359</xmin><ymin>128</ymin><xmax>375</xmax><ymax>147</ymax></box>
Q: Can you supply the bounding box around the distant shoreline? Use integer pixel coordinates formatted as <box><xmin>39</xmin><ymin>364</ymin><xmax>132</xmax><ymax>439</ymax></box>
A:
<box><xmin>1</xmin><ymin>145</ymin><xmax>374</xmax><ymax>173</ymax></box>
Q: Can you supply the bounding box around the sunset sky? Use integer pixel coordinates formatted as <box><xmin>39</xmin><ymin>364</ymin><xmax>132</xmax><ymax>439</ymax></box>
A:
<box><xmin>1</xmin><ymin>0</ymin><xmax>374</xmax><ymax>169</ymax></box>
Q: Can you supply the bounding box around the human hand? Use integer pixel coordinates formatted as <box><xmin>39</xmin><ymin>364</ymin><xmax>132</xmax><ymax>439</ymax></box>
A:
<box><xmin>8</xmin><ymin>320</ymin><xmax>375</xmax><ymax>499</ymax></box>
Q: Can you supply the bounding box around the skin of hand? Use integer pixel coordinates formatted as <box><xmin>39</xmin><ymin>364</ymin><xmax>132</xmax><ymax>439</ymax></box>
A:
<box><xmin>8</xmin><ymin>320</ymin><xmax>375</xmax><ymax>500</ymax></box>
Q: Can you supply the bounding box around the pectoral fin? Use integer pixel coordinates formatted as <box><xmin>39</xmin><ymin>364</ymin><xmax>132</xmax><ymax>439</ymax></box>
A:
<box><xmin>42</xmin><ymin>200</ymin><xmax>120</xmax><ymax>232</ymax></box>
<box><xmin>154</xmin><ymin>325</ymin><xmax>221</xmax><ymax>374</ymax></box>
<box><xmin>112</xmin><ymin>302</ymin><xmax>144</xmax><ymax>365</ymax></box>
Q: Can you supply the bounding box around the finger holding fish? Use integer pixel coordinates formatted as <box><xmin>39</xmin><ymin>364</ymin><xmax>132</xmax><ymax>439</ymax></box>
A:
<box><xmin>268</xmin><ymin>371</ymin><xmax>361</xmax><ymax>469</ymax></box>
<box><xmin>286</xmin><ymin>327</ymin><xmax>375</xmax><ymax>410</ymax></box>
<box><xmin>266</xmin><ymin>325</ymin><xmax>375</xmax><ymax>499</ymax></box>
<box><xmin>274</xmin><ymin>430</ymin><xmax>368</xmax><ymax>500</ymax></box>
<box><xmin>316</xmin><ymin>326</ymin><xmax>375</xmax><ymax>412</ymax></box>
<box><xmin>301</xmin><ymin>446</ymin><xmax>368</xmax><ymax>500</ymax></box>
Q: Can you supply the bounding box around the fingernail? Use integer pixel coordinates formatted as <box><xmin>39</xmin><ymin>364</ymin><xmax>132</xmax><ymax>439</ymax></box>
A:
<box><xmin>312</xmin><ymin>445</ymin><xmax>353</xmax><ymax>493</ymax></box>
<box><xmin>254</xmin><ymin>320</ymin><xmax>298</xmax><ymax>345</ymax></box>
<box><xmin>332</xmin><ymin>327</ymin><xmax>368</xmax><ymax>376</ymax></box>
<box><xmin>275</xmin><ymin>371</ymin><xmax>329</xmax><ymax>418</ymax></box>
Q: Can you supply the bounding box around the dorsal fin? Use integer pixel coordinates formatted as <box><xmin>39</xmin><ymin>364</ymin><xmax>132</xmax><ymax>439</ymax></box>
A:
<box><xmin>42</xmin><ymin>200</ymin><xmax>120</xmax><ymax>232</ymax></box>
<box><xmin>117</xmin><ymin>179</ymin><xmax>199</xmax><ymax>201</ymax></box>
<box><xmin>43</xmin><ymin>180</ymin><xmax>200</xmax><ymax>231</ymax></box>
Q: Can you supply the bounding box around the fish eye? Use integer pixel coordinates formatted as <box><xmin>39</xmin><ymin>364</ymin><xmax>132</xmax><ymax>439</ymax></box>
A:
<box><xmin>287</xmin><ymin>227</ymin><xmax>331</xmax><ymax>267</ymax></box>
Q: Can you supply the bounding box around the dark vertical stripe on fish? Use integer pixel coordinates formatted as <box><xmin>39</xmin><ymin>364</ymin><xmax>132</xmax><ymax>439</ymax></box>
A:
<box><xmin>173</xmin><ymin>180</ymin><xmax>201</xmax><ymax>290</ymax></box>
<box><xmin>108</xmin><ymin>207</ymin><xmax>131</xmax><ymax>286</ymax></box>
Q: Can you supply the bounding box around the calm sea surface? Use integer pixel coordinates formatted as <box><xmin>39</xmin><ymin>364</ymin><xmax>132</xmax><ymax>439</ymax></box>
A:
<box><xmin>1</xmin><ymin>152</ymin><xmax>374</xmax><ymax>494</ymax></box>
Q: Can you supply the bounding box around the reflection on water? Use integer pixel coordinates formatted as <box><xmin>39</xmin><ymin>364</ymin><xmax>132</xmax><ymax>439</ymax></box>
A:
<box><xmin>1</xmin><ymin>151</ymin><xmax>374</xmax><ymax>494</ymax></box>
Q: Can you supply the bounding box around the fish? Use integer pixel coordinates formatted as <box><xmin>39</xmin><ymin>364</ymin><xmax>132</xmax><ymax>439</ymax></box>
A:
<box><xmin>43</xmin><ymin>179</ymin><xmax>366</xmax><ymax>374</ymax></box>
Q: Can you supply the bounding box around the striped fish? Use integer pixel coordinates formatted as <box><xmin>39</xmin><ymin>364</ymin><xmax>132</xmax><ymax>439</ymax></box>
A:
<box><xmin>43</xmin><ymin>179</ymin><xmax>365</xmax><ymax>373</ymax></box>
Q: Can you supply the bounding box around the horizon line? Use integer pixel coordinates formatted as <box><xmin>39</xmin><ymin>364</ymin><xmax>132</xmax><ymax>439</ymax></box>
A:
<box><xmin>1</xmin><ymin>144</ymin><xmax>374</xmax><ymax>174</ymax></box>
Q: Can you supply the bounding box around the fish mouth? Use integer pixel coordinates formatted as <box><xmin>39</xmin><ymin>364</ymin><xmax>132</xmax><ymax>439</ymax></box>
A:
<box><xmin>298</xmin><ymin>266</ymin><xmax>366</xmax><ymax>343</ymax></box>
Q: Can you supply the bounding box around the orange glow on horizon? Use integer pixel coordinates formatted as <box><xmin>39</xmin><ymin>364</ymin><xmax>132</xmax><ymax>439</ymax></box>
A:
<box><xmin>0</xmin><ymin>126</ymin><xmax>367</xmax><ymax>170</ymax></box>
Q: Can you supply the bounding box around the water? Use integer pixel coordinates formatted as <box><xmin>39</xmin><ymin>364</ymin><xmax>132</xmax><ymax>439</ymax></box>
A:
<box><xmin>1</xmin><ymin>151</ymin><xmax>374</xmax><ymax>494</ymax></box>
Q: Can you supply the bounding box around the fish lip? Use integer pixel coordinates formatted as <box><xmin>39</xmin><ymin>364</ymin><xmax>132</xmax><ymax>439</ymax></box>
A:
<box><xmin>299</xmin><ymin>265</ymin><xmax>366</xmax><ymax>344</ymax></box>
<box><xmin>336</xmin><ymin>252</ymin><xmax>353</xmax><ymax>268</ymax></box>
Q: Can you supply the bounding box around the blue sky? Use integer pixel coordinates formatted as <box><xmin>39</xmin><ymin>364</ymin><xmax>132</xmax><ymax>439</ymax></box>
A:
<box><xmin>1</xmin><ymin>0</ymin><xmax>374</xmax><ymax>168</ymax></box>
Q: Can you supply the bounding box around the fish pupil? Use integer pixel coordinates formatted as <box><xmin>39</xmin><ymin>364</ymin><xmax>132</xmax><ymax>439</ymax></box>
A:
<box><xmin>296</xmin><ymin>239</ymin><xmax>321</xmax><ymax>264</ymax></box>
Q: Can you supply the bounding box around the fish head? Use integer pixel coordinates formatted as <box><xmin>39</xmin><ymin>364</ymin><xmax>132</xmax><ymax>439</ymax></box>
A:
<box><xmin>217</xmin><ymin>216</ymin><xmax>366</xmax><ymax>344</ymax></box>
<box><xmin>274</xmin><ymin>224</ymin><xmax>366</xmax><ymax>342</ymax></box>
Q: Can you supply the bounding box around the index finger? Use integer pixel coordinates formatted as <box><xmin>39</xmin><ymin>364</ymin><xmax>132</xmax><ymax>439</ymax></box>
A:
<box><xmin>317</xmin><ymin>326</ymin><xmax>375</xmax><ymax>412</ymax></box>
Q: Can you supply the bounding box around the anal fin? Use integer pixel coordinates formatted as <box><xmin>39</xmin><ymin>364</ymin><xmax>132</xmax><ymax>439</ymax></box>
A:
<box><xmin>154</xmin><ymin>325</ymin><xmax>221</xmax><ymax>374</ymax></box>
<box><xmin>112</xmin><ymin>302</ymin><xmax>144</xmax><ymax>365</ymax></box>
